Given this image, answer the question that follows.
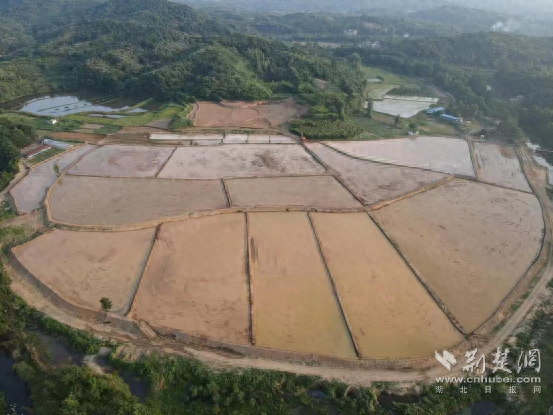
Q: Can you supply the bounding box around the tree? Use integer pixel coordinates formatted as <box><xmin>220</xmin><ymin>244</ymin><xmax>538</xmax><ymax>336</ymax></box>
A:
<box><xmin>365</xmin><ymin>99</ymin><xmax>373</xmax><ymax>118</ymax></box>
<box><xmin>99</xmin><ymin>297</ymin><xmax>112</xmax><ymax>322</ymax></box>
<box><xmin>394</xmin><ymin>115</ymin><xmax>401</xmax><ymax>127</ymax></box>
<box><xmin>497</xmin><ymin>119</ymin><xmax>523</xmax><ymax>140</ymax></box>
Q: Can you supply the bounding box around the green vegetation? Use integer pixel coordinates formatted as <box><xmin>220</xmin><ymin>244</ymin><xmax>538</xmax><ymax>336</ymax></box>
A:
<box><xmin>27</xmin><ymin>148</ymin><xmax>65</xmax><ymax>166</ymax></box>
<box><xmin>0</xmin><ymin>118</ymin><xmax>35</xmax><ymax>189</ymax></box>
<box><xmin>169</xmin><ymin>105</ymin><xmax>194</xmax><ymax>130</ymax></box>
<box><xmin>334</xmin><ymin>32</ymin><xmax>553</xmax><ymax>146</ymax></box>
<box><xmin>387</xmin><ymin>86</ymin><xmax>434</xmax><ymax>98</ymax></box>
<box><xmin>291</xmin><ymin>119</ymin><xmax>363</xmax><ymax>139</ymax></box>
<box><xmin>0</xmin><ymin>202</ymin><xmax>15</xmax><ymax>223</ymax></box>
<box><xmin>15</xmin><ymin>364</ymin><xmax>143</xmax><ymax>415</ymax></box>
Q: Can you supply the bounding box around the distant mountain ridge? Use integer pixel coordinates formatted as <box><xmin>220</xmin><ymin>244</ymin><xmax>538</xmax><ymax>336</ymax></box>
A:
<box><xmin>174</xmin><ymin>0</ymin><xmax>553</xmax><ymax>23</ymax></box>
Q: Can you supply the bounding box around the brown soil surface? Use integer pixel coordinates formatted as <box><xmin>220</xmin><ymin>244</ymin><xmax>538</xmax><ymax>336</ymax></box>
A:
<box><xmin>327</xmin><ymin>137</ymin><xmax>475</xmax><ymax>176</ymax></box>
<box><xmin>226</xmin><ymin>176</ymin><xmax>361</xmax><ymax>208</ymax></box>
<box><xmin>10</xmin><ymin>145</ymin><xmax>96</xmax><ymax>213</ymax></box>
<box><xmin>49</xmin><ymin>175</ymin><xmax>228</xmax><ymax>226</ymax></box>
<box><xmin>191</xmin><ymin>98</ymin><xmax>307</xmax><ymax>129</ymax></box>
<box><xmin>38</xmin><ymin>132</ymin><xmax>106</xmax><ymax>143</ymax></box>
<box><xmin>13</xmin><ymin>228</ymin><xmax>155</xmax><ymax>314</ymax></box>
<box><xmin>372</xmin><ymin>179</ymin><xmax>544</xmax><ymax>332</ymax></box>
<box><xmin>69</xmin><ymin>145</ymin><xmax>174</xmax><ymax>178</ymax></box>
<box><xmin>132</xmin><ymin>214</ymin><xmax>250</xmax><ymax>345</ymax></box>
<box><xmin>310</xmin><ymin>213</ymin><xmax>463</xmax><ymax>358</ymax></box>
<box><xmin>158</xmin><ymin>145</ymin><xmax>325</xmax><ymax>179</ymax></box>
<box><xmin>473</xmin><ymin>142</ymin><xmax>531</xmax><ymax>192</ymax></box>
<box><xmin>248</xmin><ymin>212</ymin><xmax>356</xmax><ymax>358</ymax></box>
<box><xmin>305</xmin><ymin>143</ymin><xmax>448</xmax><ymax>205</ymax></box>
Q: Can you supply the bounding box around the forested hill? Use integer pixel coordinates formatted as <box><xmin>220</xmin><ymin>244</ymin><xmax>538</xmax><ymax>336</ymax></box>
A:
<box><xmin>400</xmin><ymin>32</ymin><xmax>553</xmax><ymax>69</ymax></box>
<box><xmin>0</xmin><ymin>0</ymin><xmax>364</xmax><ymax>103</ymax></box>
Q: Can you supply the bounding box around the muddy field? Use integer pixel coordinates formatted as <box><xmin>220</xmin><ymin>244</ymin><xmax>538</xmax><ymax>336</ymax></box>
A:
<box><xmin>226</xmin><ymin>176</ymin><xmax>361</xmax><ymax>208</ymax></box>
<box><xmin>305</xmin><ymin>143</ymin><xmax>448</xmax><ymax>205</ymax></box>
<box><xmin>69</xmin><ymin>145</ymin><xmax>174</xmax><ymax>178</ymax></box>
<box><xmin>10</xmin><ymin>145</ymin><xmax>96</xmax><ymax>213</ymax></box>
<box><xmin>158</xmin><ymin>145</ymin><xmax>325</xmax><ymax>179</ymax></box>
<box><xmin>132</xmin><ymin>214</ymin><xmax>250</xmax><ymax>345</ymax></box>
<box><xmin>372</xmin><ymin>180</ymin><xmax>544</xmax><ymax>332</ymax></box>
<box><xmin>190</xmin><ymin>98</ymin><xmax>307</xmax><ymax>129</ymax></box>
<box><xmin>14</xmin><ymin>228</ymin><xmax>155</xmax><ymax>314</ymax></box>
<box><xmin>473</xmin><ymin>142</ymin><xmax>531</xmax><ymax>192</ymax></box>
<box><xmin>327</xmin><ymin>137</ymin><xmax>475</xmax><ymax>176</ymax></box>
<box><xmin>48</xmin><ymin>175</ymin><xmax>228</xmax><ymax>226</ymax></box>
<box><xmin>311</xmin><ymin>213</ymin><xmax>463</xmax><ymax>358</ymax></box>
<box><xmin>373</xmin><ymin>97</ymin><xmax>439</xmax><ymax>118</ymax></box>
<box><xmin>248</xmin><ymin>212</ymin><xmax>356</xmax><ymax>358</ymax></box>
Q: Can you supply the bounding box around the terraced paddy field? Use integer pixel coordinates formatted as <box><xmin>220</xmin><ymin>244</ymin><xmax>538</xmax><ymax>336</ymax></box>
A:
<box><xmin>371</xmin><ymin>180</ymin><xmax>544</xmax><ymax>332</ymax></box>
<box><xmin>13</xmin><ymin>228</ymin><xmax>155</xmax><ymax>315</ymax></box>
<box><xmin>247</xmin><ymin>212</ymin><xmax>357</xmax><ymax>358</ymax></box>
<box><xmin>9</xmin><ymin>137</ymin><xmax>547</xmax><ymax>365</ymax></box>
<box><xmin>472</xmin><ymin>141</ymin><xmax>531</xmax><ymax>192</ymax></box>
<box><xmin>10</xmin><ymin>145</ymin><xmax>96</xmax><ymax>213</ymax></box>
<box><xmin>305</xmin><ymin>142</ymin><xmax>448</xmax><ymax>205</ymax></box>
<box><xmin>69</xmin><ymin>145</ymin><xmax>175</xmax><ymax>178</ymax></box>
<box><xmin>326</xmin><ymin>136</ymin><xmax>475</xmax><ymax>176</ymax></box>
<box><xmin>226</xmin><ymin>176</ymin><xmax>361</xmax><ymax>209</ymax></box>
<box><xmin>48</xmin><ymin>175</ymin><xmax>228</xmax><ymax>226</ymax></box>
<box><xmin>310</xmin><ymin>213</ymin><xmax>463</xmax><ymax>358</ymax></box>
<box><xmin>158</xmin><ymin>144</ymin><xmax>325</xmax><ymax>179</ymax></box>
<box><xmin>131</xmin><ymin>214</ymin><xmax>250</xmax><ymax>345</ymax></box>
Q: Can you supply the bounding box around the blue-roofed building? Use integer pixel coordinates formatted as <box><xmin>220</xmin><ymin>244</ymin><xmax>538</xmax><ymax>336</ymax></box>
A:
<box><xmin>439</xmin><ymin>114</ymin><xmax>463</xmax><ymax>123</ymax></box>
<box><xmin>425</xmin><ymin>107</ymin><xmax>445</xmax><ymax>115</ymax></box>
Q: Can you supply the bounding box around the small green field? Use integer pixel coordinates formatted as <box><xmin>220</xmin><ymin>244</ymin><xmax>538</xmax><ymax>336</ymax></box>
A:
<box><xmin>26</xmin><ymin>147</ymin><xmax>65</xmax><ymax>165</ymax></box>
<box><xmin>361</xmin><ymin>66</ymin><xmax>420</xmax><ymax>100</ymax></box>
<box><xmin>350</xmin><ymin>111</ymin><xmax>459</xmax><ymax>139</ymax></box>
<box><xmin>361</xmin><ymin>66</ymin><xmax>408</xmax><ymax>85</ymax></box>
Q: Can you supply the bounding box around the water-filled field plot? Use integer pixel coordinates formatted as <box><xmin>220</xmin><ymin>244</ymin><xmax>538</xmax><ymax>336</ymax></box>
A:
<box><xmin>13</xmin><ymin>228</ymin><xmax>155</xmax><ymax>314</ymax></box>
<box><xmin>473</xmin><ymin>142</ymin><xmax>531</xmax><ymax>192</ymax></box>
<box><xmin>132</xmin><ymin>214</ymin><xmax>251</xmax><ymax>345</ymax></box>
<box><xmin>248</xmin><ymin>212</ymin><xmax>356</xmax><ymax>358</ymax></box>
<box><xmin>48</xmin><ymin>175</ymin><xmax>227</xmax><ymax>226</ymax></box>
<box><xmin>68</xmin><ymin>145</ymin><xmax>174</xmax><ymax>178</ymax></box>
<box><xmin>158</xmin><ymin>145</ymin><xmax>325</xmax><ymax>179</ymax></box>
<box><xmin>373</xmin><ymin>97</ymin><xmax>439</xmax><ymax>118</ymax></box>
<box><xmin>226</xmin><ymin>176</ymin><xmax>361</xmax><ymax>209</ymax></box>
<box><xmin>10</xmin><ymin>145</ymin><xmax>96</xmax><ymax>213</ymax></box>
<box><xmin>372</xmin><ymin>180</ymin><xmax>544</xmax><ymax>332</ymax></box>
<box><xmin>326</xmin><ymin>137</ymin><xmax>475</xmax><ymax>176</ymax></box>
<box><xmin>310</xmin><ymin>213</ymin><xmax>463</xmax><ymax>358</ymax></box>
<box><xmin>305</xmin><ymin>143</ymin><xmax>448</xmax><ymax>205</ymax></box>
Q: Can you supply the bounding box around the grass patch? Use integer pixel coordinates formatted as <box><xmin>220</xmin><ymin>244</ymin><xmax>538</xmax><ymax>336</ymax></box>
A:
<box><xmin>112</xmin><ymin>104</ymin><xmax>183</xmax><ymax>127</ymax></box>
<box><xmin>350</xmin><ymin>113</ymin><xmax>405</xmax><ymax>138</ymax></box>
<box><xmin>95</xmin><ymin>124</ymin><xmax>121</xmax><ymax>135</ymax></box>
<box><xmin>66</xmin><ymin>114</ymin><xmax>116</xmax><ymax>125</ymax></box>
<box><xmin>26</xmin><ymin>147</ymin><xmax>65</xmax><ymax>165</ymax></box>
<box><xmin>0</xmin><ymin>201</ymin><xmax>15</xmax><ymax>223</ymax></box>
<box><xmin>169</xmin><ymin>104</ymin><xmax>194</xmax><ymax>130</ymax></box>
<box><xmin>361</xmin><ymin>66</ymin><xmax>409</xmax><ymax>85</ymax></box>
